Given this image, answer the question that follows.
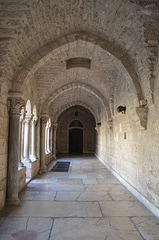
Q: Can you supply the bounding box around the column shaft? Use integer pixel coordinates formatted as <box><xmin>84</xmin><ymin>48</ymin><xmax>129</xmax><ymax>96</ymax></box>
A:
<box><xmin>40</xmin><ymin>117</ymin><xmax>47</xmax><ymax>172</ymax></box>
<box><xmin>7</xmin><ymin>97</ymin><xmax>24</xmax><ymax>205</ymax></box>
<box><xmin>53</xmin><ymin>124</ymin><xmax>58</xmax><ymax>159</ymax></box>
<box><xmin>23</xmin><ymin>118</ymin><xmax>31</xmax><ymax>162</ymax></box>
<box><xmin>30</xmin><ymin>120</ymin><xmax>37</xmax><ymax>160</ymax></box>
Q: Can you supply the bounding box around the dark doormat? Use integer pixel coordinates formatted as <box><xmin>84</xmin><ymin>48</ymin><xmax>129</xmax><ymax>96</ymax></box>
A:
<box><xmin>50</xmin><ymin>162</ymin><xmax>70</xmax><ymax>172</ymax></box>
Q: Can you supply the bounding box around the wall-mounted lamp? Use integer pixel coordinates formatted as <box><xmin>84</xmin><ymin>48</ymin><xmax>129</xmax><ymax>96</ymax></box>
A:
<box><xmin>117</xmin><ymin>106</ymin><xmax>126</xmax><ymax>114</ymax></box>
<box><xmin>97</xmin><ymin>122</ymin><xmax>101</xmax><ymax>126</ymax></box>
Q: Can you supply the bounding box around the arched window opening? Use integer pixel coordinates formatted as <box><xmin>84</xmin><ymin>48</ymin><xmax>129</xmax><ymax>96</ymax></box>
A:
<box><xmin>23</xmin><ymin>100</ymin><xmax>32</xmax><ymax>162</ymax></box>
<box><xmin>30</xmin><ymin>105</ymin><xmax>38</xmax><ymax>160</ymax></box>
<box><xmin>45</xmin><ymin>118</ymin><xmax>51</xmax><ymax>154</ymax></box>
<box><xmin>69</xmin><ymin>120</ymin><xmax>83</xmax><ymax>128</ymax></box>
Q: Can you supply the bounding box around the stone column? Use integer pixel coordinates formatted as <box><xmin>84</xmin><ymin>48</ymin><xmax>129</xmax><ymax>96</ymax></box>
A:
<box><xmin>19</xmin><ymin>107</ymin><xmax>25</xmax><ymax>167</ymax></box>
<box><xmin>50</xmin><ymin>127</ymin><xmax>53</xmax><ymax>152</ymax></box>
<box><xmin>40</xmin><ymin>116</ymin><xmax>47</xmax><ymax>172</ymax></box>
<box><xmin>30</xmin><ymin>118</ymin><xmax>38</xmax><ymax>160</ymax></box>
<box><xmin>21</xmin><ymin>119</ymin><xmax>25</xmax><ymax>160</ymax></box>
<box><xmin>48</xmin><ymin>122</ymin><xmax>51</xmax><ymax>153</ymax></box>
<box><xmin>7</xmin><ymin>97</ymin><xmax>24</xmax><ymax>205</ymax></box>
<box><xmin>23</xmin><ymin>115</ymin><xmax>32</xmax><ymax>162</ymax></box>
<box><xmin>52</xmin><ymin>124</ymin><xmax>58</xmax><ymax>159</ymax></box>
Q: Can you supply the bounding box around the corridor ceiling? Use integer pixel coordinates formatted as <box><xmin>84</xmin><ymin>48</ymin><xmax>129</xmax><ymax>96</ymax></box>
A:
<box><xmin>0</xmin><ymin>0</ymin><xmax>158</xmax><ymax>119</ymax></box>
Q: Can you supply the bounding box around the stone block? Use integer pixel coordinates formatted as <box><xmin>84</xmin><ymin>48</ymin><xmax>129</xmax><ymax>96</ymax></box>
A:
<box><xmin>0</xmin><ymin>154</ymin><xmax>7</xmax><ymax>170</ymax></box>
<box><xmin>0</xmin><ymin>139</ymin><xmax>7</xmax><ymax>155</ymax></box>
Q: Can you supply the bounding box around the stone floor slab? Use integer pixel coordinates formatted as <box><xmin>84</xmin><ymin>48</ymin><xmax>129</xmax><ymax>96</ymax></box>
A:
<box><xmin>33</xmin><ymin>191</ymin><xmax>56</xmax><ymax>201</ymax></box>
<box><xmin>9</xmin><ymin>201</ymin><xmax>102</xmax><ymax>217</ymax></box>
<box><xmin>57</xmin><ymin>178</ymin><xmax>83</xmax><ymax>185</ymax></box>
<box><xmin>77</xmin><ymin>191</ymin><xmax>112</xmax><ymax>201</ymax></box>
<box><xmin>85</xmin><ymin>183</ymin><xmax>127</xmax><ymax>193</ymax></box>
<box><xmin>100</xmin><ymin>201</ymin><xmax>153</xmax><ymax>217</ymax></box>
<box><xmin>19</xmin><ymin>191</ymin><xmax>39</xmax><ymax>200</ymax></box>
<box><xmin>82</xmin><ymin>178</ymin><xmax>98</xmax><ymax>184</ymax></box>
<box><xmin>0</xmin><ymin>217</ymin><xmax>53</xmax><ymax>240</ymax></box>
<box><xmin>131</xmin><ymin>216</ymin><xmax>159</xmax><ymax>240</ymax></box>
<box><xmin>55</xmin><ymin>192</ymin><xmax>80</xmax><ymax>201</ymax></box>
<box><xmin>110</xmin><ymin>192</ymin><xmax>136</xmax><ymax>201</ymax></box>
<box><xmin>50</xmin><ymin>217</ymin><xmax>143</xmax><ymax>240</ymax></box>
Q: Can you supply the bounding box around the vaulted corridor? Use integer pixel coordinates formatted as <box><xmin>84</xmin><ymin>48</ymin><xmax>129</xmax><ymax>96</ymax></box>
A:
<box><xmin>0</xmin><ymin>155</ymin><xmax>159</xmax><ymax>240</ymax></box>
<box><xmin>0</xmin><ymin>1</ymin><xmax>159</xmax><ymax>239</ymax></box>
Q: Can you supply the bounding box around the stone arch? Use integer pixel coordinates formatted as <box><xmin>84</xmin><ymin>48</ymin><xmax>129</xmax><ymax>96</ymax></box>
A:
<box><xmin>53</xmin><ymin>101</ymin><xmax>98</xmax><ymax>123</ymax></box>
<box><xmin>12</xmin><ymin>31</ymin><xmax>144</xmax><ymax>103</ymax></box>
<box><xmin>47</xmin><ymin>82</ymin><xmax>111</xmax><ymax>120</ymax></box>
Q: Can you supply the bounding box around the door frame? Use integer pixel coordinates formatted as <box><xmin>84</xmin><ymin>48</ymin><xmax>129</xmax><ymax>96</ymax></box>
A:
<box><xmin>67</xmin><ymin>119</ymin><xmax>85</xmax><ymax>153</ymax></box>
<box><xmin>69</xmin><ymin>128</ymin><xmax>83</xmax><ymax>153</ymax></box>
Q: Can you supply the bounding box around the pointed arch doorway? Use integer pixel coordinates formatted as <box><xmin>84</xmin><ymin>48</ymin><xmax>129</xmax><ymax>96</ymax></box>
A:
<box><xmin>69</xmin><ymin>120</ymin><xmax>83</xmax><ymax>153</ymax></box>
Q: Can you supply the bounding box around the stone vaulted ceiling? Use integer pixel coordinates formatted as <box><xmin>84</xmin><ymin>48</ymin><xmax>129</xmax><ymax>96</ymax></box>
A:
<box><xmin>0</xmin><ymin>0</ymin><xmax>159</xmax><ymax>120</ymax></box>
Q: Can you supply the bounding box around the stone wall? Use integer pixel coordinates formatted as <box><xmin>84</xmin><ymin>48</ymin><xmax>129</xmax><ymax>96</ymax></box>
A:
<box><xmin>96</xmin><ymin>73</ymin><xmax>159</xmax><ymax>213</ymax></box>
<box><xmin>0</xmin><ymin>86</ymin><xmax>8</xmax><ymax>209</ymax></box>
<box><xmin>57</xmin><ymin>106</ymin><xmax>96</xmax><ymax>154</ymax></box>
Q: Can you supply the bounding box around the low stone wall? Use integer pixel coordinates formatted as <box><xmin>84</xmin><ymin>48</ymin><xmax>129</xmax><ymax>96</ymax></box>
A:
<box><xmin>45</xmin><ymin>153</ymin><xmax>53</xmax><ymax>166</ymax></box>
<box><xmin>18</xmin><ymin>166</ymin><xmax>26</xmax><ymax>192</ymax></box>
<box><xmin>25</xmin><ymin>159</ymin><xmax>39</xmax><ymax>179</ymax></box>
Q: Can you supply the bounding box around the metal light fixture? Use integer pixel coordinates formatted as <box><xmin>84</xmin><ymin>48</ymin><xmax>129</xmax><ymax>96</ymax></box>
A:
<box><xmin>117</xmin><ymin>106</ymin><xmax>126</xmax><ymax>114</ymax></box>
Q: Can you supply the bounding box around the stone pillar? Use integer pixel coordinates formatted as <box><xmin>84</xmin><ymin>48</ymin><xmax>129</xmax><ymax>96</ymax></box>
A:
<box><xmin>18</xmin><ymin>107</ymin><xmax>25</xmax><ymax>167</ymax></box>
<box><xmin>30</xmin><ymin>118</ymin><xmax>38</xmax><ymax>160</ymax></box>
<box><xmin>23</xmin><ymin>115</ymin><xmax>32</xmax><ymax>162</ymax></box>
<box><xmin>40</xmin><ymin>116</ymin><xmax>47</xmax><ymax>172</ymax></box>
<box><xmin>50</xmin><ymin>127</ymin><xmax>53</xmax><ymax>152</ymax></box>
<box><xmin>52</xmin><ymin>124</ymin><xmax>58</xmax><ymax>159</ymax></box>
<box><xmin>48</xmin><ymin>121</ymin><xmax>51</xmax><ymax>153</ymax></box>
<box><xmin>7</xmin><ymin>97</ymin><xmax>24</xmax><ymax>205</ymax></box>
<box><xmin>21</xmin><ymin>119</ymin><xmax>25</xmax><ymax>160</ymax></box>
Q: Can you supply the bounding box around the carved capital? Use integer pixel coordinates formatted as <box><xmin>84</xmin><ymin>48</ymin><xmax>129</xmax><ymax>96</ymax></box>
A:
<box><xmin>31</xmin><ymin>116</ymin><xmax>38</xmax><ymax>125</ymax></box>
<box><xmin>136</xmin><ymin>107</ymin><xmax>148</xmax><ymax>130</ymax></box>
<box><xmin>106</xmin><ymin>119</ymin><xmax>113</xmax><ymax>129</ymax></box>
<box><xmin>40</xmin><ymin>115</ymin><xmax>48</xmax><ymax>124</ymax></box>
<box><xmin>95</xmin><ymin>126</ymin><xmax>100</xmax><ymax>134</ymax></box>
<box><xmin>20</xmin><ymin>107</ymin><xmax>26</xmax><ymax>122</ymax></box>
<box><xmin>8</xmin><ymin>97</ymin><xmax>25</xmax><ymax>115</ymax></box>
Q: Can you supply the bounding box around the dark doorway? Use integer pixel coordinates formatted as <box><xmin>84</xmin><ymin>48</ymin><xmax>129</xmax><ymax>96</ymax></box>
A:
<box><xmin>69</xmin><ymin>129</ymin><xmax>83</xmax><ymax>153</ymax></box>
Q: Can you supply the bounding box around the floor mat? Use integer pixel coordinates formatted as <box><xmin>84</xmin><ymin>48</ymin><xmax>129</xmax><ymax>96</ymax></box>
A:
<box><xmin>50</xmin><ymin>162</ymin><xmax>70</xmax><ymax>172</ymax></box>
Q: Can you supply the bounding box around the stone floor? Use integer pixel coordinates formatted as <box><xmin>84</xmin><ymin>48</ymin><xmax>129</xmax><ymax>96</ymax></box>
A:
<box><xmin>0</xmin><ymin>155</ymin><xmax>159</xmax><ymax>240</ymax></box>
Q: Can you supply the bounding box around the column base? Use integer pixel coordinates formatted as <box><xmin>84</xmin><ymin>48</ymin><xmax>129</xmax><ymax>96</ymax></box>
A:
<box><xmin>53</xmin><ymin>154</ymin><xmax>56</xmax><ymax>160</ymax></box>
<box><xmin>7</xmin><ymin>198</ymin><xmax>20</xmax><ymax>206</ymax></box>
<box><xmin>40</xmin><ymin>165</ymin><xmax>47</xmax><ymax>173</ymax></box>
